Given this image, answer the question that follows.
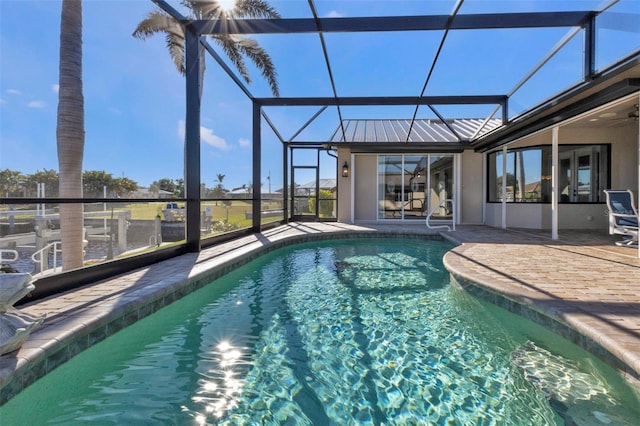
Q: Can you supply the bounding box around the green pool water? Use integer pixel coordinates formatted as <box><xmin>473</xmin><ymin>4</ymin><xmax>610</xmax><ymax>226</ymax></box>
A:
<box><xmin>2</xmin><ymin>238</ymin><xmax>639</xmax><ymax>425</ymax></box>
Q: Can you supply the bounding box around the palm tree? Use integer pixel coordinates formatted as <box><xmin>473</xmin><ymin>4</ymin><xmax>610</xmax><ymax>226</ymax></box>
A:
<box><xmin>212</xmin><ymin>173</ymin><xmax>226</xmax><ymax>205</ymax></box>
<box><xmin>57</xmin><ymin>0</ymin><xmax>85</xmax><ymax>271</ymax></box>
<box><xmin>133</xmin><ymin>0</ymin><xmax>280</xmax><ymax>96</ymax></box>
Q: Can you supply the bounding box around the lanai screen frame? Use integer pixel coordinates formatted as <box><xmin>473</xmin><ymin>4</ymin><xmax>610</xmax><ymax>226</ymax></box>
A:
<box><xmin>151</xmin><ymin>0</ymin><xmax>604</xmax><ymax>252</ymax></box>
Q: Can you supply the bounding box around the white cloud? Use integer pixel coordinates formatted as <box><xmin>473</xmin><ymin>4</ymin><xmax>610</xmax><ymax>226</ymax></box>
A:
<box><xmin>7</xmin><ymin>89</ymin><xmax>21</xmax><ymax>96</ymax></box>
<box><xmin>201</xmin><ymin>126</ymin><xmax>230</xmax><ymax>150</ymax></box>
<box><xmin>109</xmin><ymin>107</ymin><xmax>122</xmax><ymax>115</ymax></box>
<box><xmin>326</xmin><ymin>10</ymin><xmax>344</xmax><ymax>18</ymax></box>
<box><xmin>27</xmin><ymin>100</ymin><xmax>46</xmax><ymax>108</ymax></box>
<box><xmin>0</xmin><ymin>98</ymin><xmax>5</xmax><ymax>104</ymax></box>
<box><xmin>52</xmin><ymin>84</ymin><xmax>59</xmax><ymax>94</ymax></box>
<box><xmin>178</xmin><ymin>120</ymin><xmax>231</xmax><ymax>151</ymax></box>
<box><xmin>238</xmin><ymin>138</ymin><xmax>251</xmax><ymax>148</ymax></box>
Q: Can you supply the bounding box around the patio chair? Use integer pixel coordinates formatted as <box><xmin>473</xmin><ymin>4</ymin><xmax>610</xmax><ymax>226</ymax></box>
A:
<box><xmin>604</xmin><ymin>189</ymin><xmax>639</xmax><ymax>246</ymax></box>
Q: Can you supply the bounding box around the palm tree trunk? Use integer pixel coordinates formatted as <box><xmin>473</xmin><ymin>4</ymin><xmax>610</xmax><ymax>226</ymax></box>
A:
<box><xmin>57</xmin><ymin>0</ymin><xmax>85</xmax><ymax>271</ymax></box>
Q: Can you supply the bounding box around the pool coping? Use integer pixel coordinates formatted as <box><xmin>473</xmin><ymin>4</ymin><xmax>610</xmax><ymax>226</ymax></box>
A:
<box><xmin>441</xmin><ymin>233</ymin><xmax>640</xmax><ymax>388</ymax></box>
<box><xmin>1</xmin><ymin>223</ymin><xmax>639</xmax><ymax>405</ymax></box>
<box><xmin>447</xmin><ymin>270</ymin><xmax>640</xmax><ymax>385</ymax></box>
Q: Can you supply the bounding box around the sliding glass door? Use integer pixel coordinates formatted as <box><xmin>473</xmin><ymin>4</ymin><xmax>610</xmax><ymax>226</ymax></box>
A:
<box><xmin>428</xmin><ymin>155</ymin><xmax>454</xmax><ymax>220</ymax></box>
<box><xmin>378</xmin><ymin>156</ymin><xmax>404</xmax><ymax>219</ymax></box>
<box><xmin>377</xmin><ymin>154</ymin><xmax>454</xmax><ymax>220</ymax></box>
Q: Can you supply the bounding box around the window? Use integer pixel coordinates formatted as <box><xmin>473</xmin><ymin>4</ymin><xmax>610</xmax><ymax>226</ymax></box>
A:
<box><xmin>488</xmin><ymin>145</ymin><xmax>609</xmax><ymax>203</ymax></box>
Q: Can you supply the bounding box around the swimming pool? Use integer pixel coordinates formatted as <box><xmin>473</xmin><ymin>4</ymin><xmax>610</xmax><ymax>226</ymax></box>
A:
<box><xmin>2</xmin><ymin>238</ymin><xmax>639</xmax><ymax>424</ymax></box>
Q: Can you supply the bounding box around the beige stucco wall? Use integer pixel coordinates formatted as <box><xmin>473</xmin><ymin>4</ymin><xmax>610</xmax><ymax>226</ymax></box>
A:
<box><xmin>336</xmin><ymin>150</ymin><xmax>380</xmax><ymax>222</ymax></box>
<box><xmin>460</xmin><ymin>150</ymin><xmax>483</xmax><ymax>224</ymax></box>
<box><xmin>484</xmin><ymin>203</ymin><xmax>545</xmax><ymax>229</ymax></box>
<box><xmin>507</xmin><ymin>204</ymin><xmax>544</xmax><ymax>228</ymax></box>
<box><xmin>556</xmin><ymin>204</ymin><xmax>608</xmax><ymax>229</ymax></box>
<box><xmin>354</xmin><ymin>155</ymin><xmax>378</xmax><ymax>221</ymax></box>
<box><xmin>484</xmin><ymin>203</ymin><xmax>500</xmax><ymax>228</ymax></box>
<box><xmin>336</xmin><ymin>148</ymin><xmax>352</xmax><ymax>222</ymax></box>
<box><xmin>485</xmin><ymin>203</ymin><xmax>607</xmax><ymax>230</ymax></box>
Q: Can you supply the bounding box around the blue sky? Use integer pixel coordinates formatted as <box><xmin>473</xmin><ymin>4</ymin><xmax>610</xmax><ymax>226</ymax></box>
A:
<box><xmin>1</xmin><ymin>0</ymin><xmax>636</xmax><ymax>192</ymax></box>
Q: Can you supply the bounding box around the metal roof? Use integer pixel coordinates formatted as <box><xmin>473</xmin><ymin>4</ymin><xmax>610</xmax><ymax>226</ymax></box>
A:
<box><xmin>297</xmin><ymin>179</ymin><xmax>337</xmax><ymax>190</ymax></box>
<box><xmin>329</xmin><ymin>118</ymin><xmax>502</xmax><ymax>144</ymax></box>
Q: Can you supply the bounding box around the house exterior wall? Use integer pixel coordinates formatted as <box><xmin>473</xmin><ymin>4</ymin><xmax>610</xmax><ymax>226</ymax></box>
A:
<box><xmin>460</xmin><ymin>150</ymin><xmax>483</xmax><ymax>224</ymax></box>
<box><xmin>561</xmin><ymin>124</ymin><xmax>638</xmax><ymax>194</ymax></box>
<box><xmin>484</xmin><ymin>197</ymin><xmax>608</xmax><ymax>229</ymax></box>
<box><xmin>507</xmin><ymin>204</ymin><xmax>544</xmax><ymax>228</ymax></box>
<box><xmin>559</xmin><ymin>124</ymin><xmax>637</xmax><ymax>229</ymax></box>
<box><xmin>484</xmin><ymin>203</ymin><xmax>501</xmax><ymax>228</ymax></box>
<box><xmin>337</xmin><ymin>148</ymin><xmax>352</xmax><ymax>222</ymax></box>
<box><xmin>336</xmin><ymin>117</ymin><xmax>637</xmax><ymax>228</ymax></box>
<box><xmin>555</xmin><ymin>205</ymin><xmax>608</xmax><ymax>229</ymax></box>
<box><xmin>338</xmin><ymin>150</ymin><xmax>479</xmax><ymax>223</ymax></box>
<box><xmin>354</xmin><ymin>155</ymin><xmax>378</xmax><ymax>221</ymax></box>
<box><xmin>336</xmin><ymin>149</ymin><xmax>378</xmax><ymax>222</ymax></box>
<box><xmin>484</xmin><ymin>203</ymin><xmax>545</xmax><ymax>229</ymax></box>
<box><xmin>508</xmin><ymin>124</ymin><xmax>638</xmax><ymax>194</ymax></box>
<box><xmin>483</xmin><ymin>121</ymin><xmax>638</xmax><ymax>230</ymax></box>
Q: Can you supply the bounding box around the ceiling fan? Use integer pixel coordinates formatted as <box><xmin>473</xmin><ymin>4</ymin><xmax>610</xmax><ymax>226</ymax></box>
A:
<box><xmin>605</xmin><ymin>104</ymin><xmax>639</xmax><ymax>122</ymax></box>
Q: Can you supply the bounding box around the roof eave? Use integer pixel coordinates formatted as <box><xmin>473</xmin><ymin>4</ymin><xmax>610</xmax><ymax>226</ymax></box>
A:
<box><xmin>338</xmin><ymin>142</ymin><xmax>470</xmax><ymax>154</ymax></box>
<box><xmin>472</xmin><ymin>53</ymin><xmax>640</xmax><ymax>152</ymax></box>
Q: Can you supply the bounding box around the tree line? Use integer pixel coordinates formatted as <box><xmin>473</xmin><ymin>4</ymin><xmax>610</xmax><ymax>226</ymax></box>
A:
<box><xmin>0</xmin><ymin>169</ymin><xmax>138</xmax><ymax>198</ymax></box>
<box><xmin>0</xmin><ymin>169</ymin><xmax>243</xmax><ymax>199</ymax></box>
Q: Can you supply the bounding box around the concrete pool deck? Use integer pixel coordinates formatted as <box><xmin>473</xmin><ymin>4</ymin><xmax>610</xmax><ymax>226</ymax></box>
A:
<box><xmin>1</xmin><ymin>222</ymin><xmax>639</xmax><ymax>403</ymax></box>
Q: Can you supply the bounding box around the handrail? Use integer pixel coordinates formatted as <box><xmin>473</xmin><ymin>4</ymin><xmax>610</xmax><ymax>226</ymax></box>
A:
<box><xmin>426</xmin><ymin>198</ymin><xmax>455</xmax><ymax>231</ymax></box>
<box><xmin>32</xmin><ymin>241</ymin><xmax>63</xmax><ymax>275</ymax></box>
<box><xmin>0</xmin><ymin>249</ymin><xmax>19</xmax><ymax>263</ymax></box>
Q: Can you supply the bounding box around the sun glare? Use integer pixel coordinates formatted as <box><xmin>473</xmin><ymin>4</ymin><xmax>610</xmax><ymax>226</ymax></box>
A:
<box><xmin>218</xmin><ymin>0</ymin><xmax>236</xmax><ymax>12</ymax></box>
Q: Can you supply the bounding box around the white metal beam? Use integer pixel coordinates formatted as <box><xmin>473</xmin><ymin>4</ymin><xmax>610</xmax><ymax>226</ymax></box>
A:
<box><xmin>552</xmin><ymin>126</ymin><xmax>559</xmax><ymax>240</ymax></box>
<box><xmin>501</xmin><ymin>146</ymin><xmax>507</xmax><ymax>229</ymax></box>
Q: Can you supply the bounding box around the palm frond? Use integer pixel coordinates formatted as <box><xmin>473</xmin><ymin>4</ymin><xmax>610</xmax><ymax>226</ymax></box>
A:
<box><xmin>134</xmin><ymin>10</ymin><xmax>187</xmax><ymax>75</ymax></box>
<box><xmin>182</xmin><ymin>0</ymin><xmax>224</xmax><ymax>20</ymax></box>
<box><xmin>167</xmin><ymin>34</ymin><xmax>187</xmax><ymax>75</ymax></box>
<box><xmin>134</xmin><ymin>2</ymin><xmax>280</xmax><ymax>95</ymax></box>
<box><xmin>184</xmin><ymin>0</ymin><xmax>280</xmax><ymax>20</ymax></box>
<box><xmin>234</xmin><ymin>0</ymin><xmax>280</xmax><ymax>19</ymax></box>
<box><xmin>132</xmin><ymin>10</ymin><xmax>182</xmax><ymax>40</ymax></box>
<box><xmin>212</xmin><ymin>35</ymin><xmax>251</xmax><ymax>84</ymax></box>
<box><xmin>235</xmin><ymin>37</ymin><xmax>279</xmax><ymax>96</ymax></box>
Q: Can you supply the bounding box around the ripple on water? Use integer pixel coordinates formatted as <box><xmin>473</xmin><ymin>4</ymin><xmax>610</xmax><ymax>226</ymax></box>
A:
<box><xmin>2</xmin><ymin>240</ymin><xmax>638</xmax><ymax>426</ymax></box>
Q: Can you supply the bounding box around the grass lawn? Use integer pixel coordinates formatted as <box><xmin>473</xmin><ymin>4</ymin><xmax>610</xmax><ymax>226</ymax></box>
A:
<box><xmin>122</xmin><ymin>201</ymin><xmax>253</xmax><ymax>220</ymax></box>
<box><xmin>1</xmin><ymin>200</ymin><xmax>282</xmax><ymax>230</ymax></box>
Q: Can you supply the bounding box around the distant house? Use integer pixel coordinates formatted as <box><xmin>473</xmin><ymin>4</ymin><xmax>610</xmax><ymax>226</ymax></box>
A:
<box><xmin>227</xmin><ymin>186</ymin><xmax>281</xmax><ymax>201</ymax></box>
<box><xmin>134</xmin><ymin>187</ymin><xmax>174</xmax><ymax>199</ymax></box>
<box><xmin>292</xmin><ymin>179</ymin><xmax>337</xmax><ymax>217</ymax></box>
<box><xmin>524</xmin><ymin>181</ymin><xmax>541</xmax><ymax>201</ymax></box>
<box><xmin>296</xmin><ymin>178</ymin><xmax>337</xmax><ymax>196</ymax></box>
